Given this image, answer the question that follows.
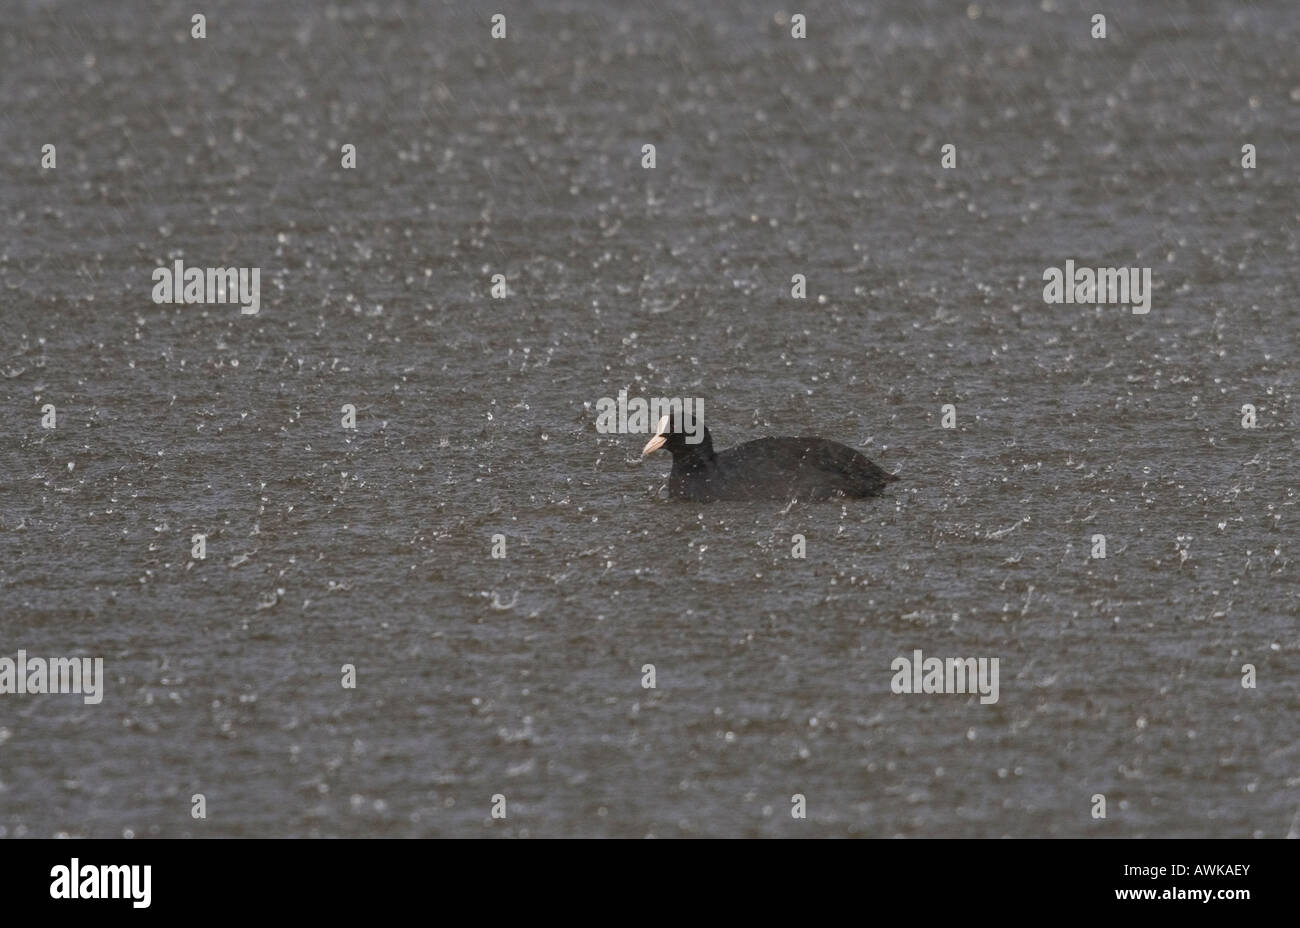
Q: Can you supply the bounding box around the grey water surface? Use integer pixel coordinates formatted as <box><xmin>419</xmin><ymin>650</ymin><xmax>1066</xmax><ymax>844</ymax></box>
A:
<box><xmin>0</xmin><ymin>0</ymin><xmax>1296</xmax><ymax>837</ymax></box>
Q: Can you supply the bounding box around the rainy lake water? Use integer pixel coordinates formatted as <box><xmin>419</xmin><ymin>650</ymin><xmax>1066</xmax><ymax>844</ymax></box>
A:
<box><xmin>0</xmin><ymin>0</ymin><xmax>1296</xmax><ymax>837</ymax></box>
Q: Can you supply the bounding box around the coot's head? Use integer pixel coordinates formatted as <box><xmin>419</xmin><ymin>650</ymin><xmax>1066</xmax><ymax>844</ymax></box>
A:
<box><xmin>641</xmin><ymin>412</ymin><xmax>711</xmax><ymax>457</ymax></box>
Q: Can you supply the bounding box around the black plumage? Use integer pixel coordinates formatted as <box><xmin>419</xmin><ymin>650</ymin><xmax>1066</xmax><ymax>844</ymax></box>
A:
<box><xmin>641</xmin><ymin>414</ymin><xmax>898</xmax><ymax>502</ymax></box>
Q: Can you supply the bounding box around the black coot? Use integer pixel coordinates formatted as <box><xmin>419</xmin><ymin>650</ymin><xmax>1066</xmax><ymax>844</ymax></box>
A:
<box><xmin>641</xmin><ymin>413</ymin><xmax>899</xmax><ymax>502</ymax></box>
